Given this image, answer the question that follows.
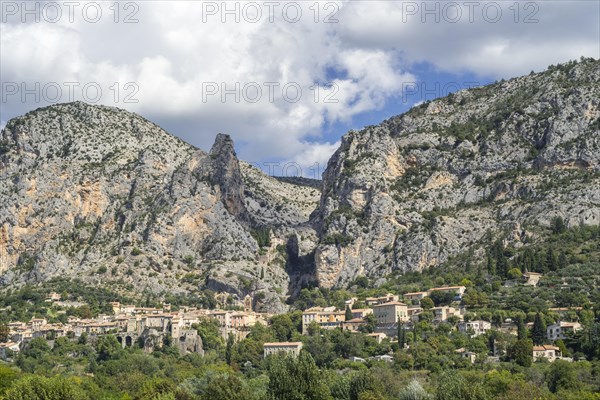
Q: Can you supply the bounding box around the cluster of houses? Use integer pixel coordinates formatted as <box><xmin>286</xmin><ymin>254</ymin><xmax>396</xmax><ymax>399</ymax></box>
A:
<box><xmin>283</xmin><ymin>285</ymin><xmax>582</xmax><ymax>363</ymax></box>
<box><xmin>302</xmin><ymin>287</ymin><xmax>468</xmax><ymax>338</ymax></box>
<box><xmin>0</xmin><ymin>293</ymin><xmax>269</xmax><ymax>361</ymax></box>
<box><xmin>0</xmin><ymin>285</ymin><xmax>585</xmax><ymax>364</ymax></box>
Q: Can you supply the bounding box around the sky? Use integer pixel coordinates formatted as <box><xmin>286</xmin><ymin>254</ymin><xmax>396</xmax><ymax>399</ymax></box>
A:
<box><xmin>1</xmin><ymin>0</ymin><xmax>599</xmax><ymax>178</ymax></box>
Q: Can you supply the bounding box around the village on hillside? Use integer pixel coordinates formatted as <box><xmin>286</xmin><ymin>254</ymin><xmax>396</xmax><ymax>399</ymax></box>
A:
<box><xmin>1</xmin><ymin>272</ymin><xmax>586</xmax><ymax>365</ymax></box>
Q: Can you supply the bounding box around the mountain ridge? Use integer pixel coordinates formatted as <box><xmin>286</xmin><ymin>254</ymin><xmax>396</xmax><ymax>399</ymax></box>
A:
<box><xmin>0</xmin><ymin>101</ymin><xmax>319</xmax><ymax>312</ymax></box>
<box><xmin>313</xmin><ymin>57</ymin><xmax>599</xmax><ymax>288</ymax></box>
<box><xmin>1</xmin><ymin>58</ymin><xmax>599</xmax><ymax>309</ymax></box>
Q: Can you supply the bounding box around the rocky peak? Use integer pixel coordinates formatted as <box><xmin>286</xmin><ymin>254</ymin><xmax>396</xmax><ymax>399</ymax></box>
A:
<box><xmin>0</xmin><ymin>106</ymin><xmax>322</xmax><ymax>313</ymax></box>
<box><xmin>209</xmin><ymin>133</ymin><xmax>250</xmax><ymax>224</ymax></box>
<box><xmin>210</xmin><ymin>133</ymin><xmax>235</xmax><ymax>155</ymax></box>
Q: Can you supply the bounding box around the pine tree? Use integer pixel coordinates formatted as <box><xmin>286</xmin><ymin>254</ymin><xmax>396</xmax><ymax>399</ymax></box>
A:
<box><xmin>267</xmin><ymin>352</ymin><xmax>332</xmax><ymax>400</ymax></box>
<box><xmin>532</xmin><ymin>313</ymin><xmax>547</xmax><ymax>345</ymax></box>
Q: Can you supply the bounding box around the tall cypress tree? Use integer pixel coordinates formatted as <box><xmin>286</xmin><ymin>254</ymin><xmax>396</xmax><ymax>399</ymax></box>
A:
<box><xmin>558</xmin><ymin>251</ymin><xmax>568</xmax><ymax>270</ymax></box>
<box><xmin>493</xmin><ymin>239</ymin><xmax>508</xmax><ymax>277</ymax></box>
<box><xmin>532</xmin><ymin>313</ymin><xmax>547</xmax><ymax>345</ymax></box>
<box><xmin>487</xmin><ymin>253</ymin><xmax>496</xmax><ymax>276</ymax></box>
<box><xmin>516</xmin><ymin>315</ymin><xmax>526</xmax><ymax>340</ymax></box>
<box><xmin>225</xmin><ymin>333</ymin><xmax>235</xmax><ymax>365</ymax></box>
<box><xmin>413</xmin><ymin>324</ymin><xmax>418</xmax><ymax>343</ymax></box>
<box><xmin>397</xmin><ymin>322</ymin><xmax>406</xmax><ymax>349</ymax></box>
<box><xmin>546</xmin><ymin>247</ymin><xmax>558</xmax><ymax>271</ymax></box>
<box><xmin>345</xmin><ymin>305</ymin><xmax>353</xmax><ymax>321</ymax></box>
<box><xmin>522</xmin><ymin>247</ymin><xmax>535</xmax><ymax>272</ymax></box>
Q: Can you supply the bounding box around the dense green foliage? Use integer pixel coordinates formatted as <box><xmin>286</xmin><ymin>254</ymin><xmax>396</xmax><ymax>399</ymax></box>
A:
<box><xmin>1</xmin><ymin>323</ymin><xmax>598</xmax><ymax>400</ymax></box>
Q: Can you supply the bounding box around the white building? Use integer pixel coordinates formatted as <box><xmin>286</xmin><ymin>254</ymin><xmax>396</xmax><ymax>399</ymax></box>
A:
<box><xmin>547</xmin><ymin>321</ymin><xmax>582</xmax><ymax>341</ymax></box>
<box><xmin>523</xmin><ymin>272</ymin><xmax>543</xmax><ymax>286</ymax></box>
<box><xmin>402</xmin><ymin>291</ymin><xmax>428</xmax><ymax>302</ymax></box>
<box><xmin>0</xmin><ymin>341</ymin><xmax>21</xmax><ymax>361</ymax></box>
<box><xmin>458</xmin><ymin>320</ymin><xmax>492</xmax><ymax>337</ymax></box>
<box><xmin>533</xmin><ymin>345</ymin><xmax>561</xmax><ymax>362</ymax></box>
<box><xmin>301</xmin><ymin>307</ymin><xmax>345</xmax><ymax>334</ymax></box>
<box><xmin>428</xmin><ymin>286</ymin><xmax>467</xmax><ymax>298</ymax></box>
<box><xmin>365</xmin><ymin>294</ymin><xmax>399</xmax><ymax>306</ymax></box>
<box><xmin>455</xmin><ymin>348</ymin><xmax>477</xmax><ymax>364</ymax></box>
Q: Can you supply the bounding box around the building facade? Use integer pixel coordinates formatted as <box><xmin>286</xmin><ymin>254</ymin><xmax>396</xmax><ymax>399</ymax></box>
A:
<box><xmin>533</xmin><ymin>345</ymin><xmax>561</xmax><ymax>362</ymax></box>
<box><xmin>547</xmin><ymin>321</ymin><xmax>582</xmax><ymax>341</ymax></box>
<box><xmin>372</xmin><ymin>302</ymin><xmax>409</xmax><ymax>325</ymax></box>
<box><xmin>263</xmin><ymin>342</ymin><xmax>303</xmax><ymax>358</ymax></box>
<box><xmin>458</xmin><ymin>320</ymin><xmax>491</xmax><ymax>337</ymax></box>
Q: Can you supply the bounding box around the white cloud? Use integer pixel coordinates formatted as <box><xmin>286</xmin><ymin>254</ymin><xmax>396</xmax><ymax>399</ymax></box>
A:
<box><xmin>1</xmin><ymin>0</ymin><xmax>597</xmax><ymax>176</ymax></box>
<box><xmin>291</xmin><ymin>141</ymin><xmax>341</xmax><ymax>178</ymax></box>
<box><xmin>336</xmin><ymin>0</ymin><xmax>599</xmax><ymax>78</ymax></box>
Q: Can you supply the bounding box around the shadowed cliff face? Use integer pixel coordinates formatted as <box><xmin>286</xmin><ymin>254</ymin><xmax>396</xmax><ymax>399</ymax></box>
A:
<box><xmin>313</xmin><ymin>58</ymin><xmax>600</xmax><ymax>289</ymax></box>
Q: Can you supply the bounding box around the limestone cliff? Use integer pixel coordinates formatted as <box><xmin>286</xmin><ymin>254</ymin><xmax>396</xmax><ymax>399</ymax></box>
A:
<box><xmin>313</xmin><ymin>58</ymin><xmax>600</xmax><ymax>288</ymax></box>
<box><xmin>0</xmin><ymin>102</ymin><xmax>319</xmax><ymax>312</ymax></box>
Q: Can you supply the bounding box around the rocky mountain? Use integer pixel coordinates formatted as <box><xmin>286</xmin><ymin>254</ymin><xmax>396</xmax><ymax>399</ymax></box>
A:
<box><xmin>0</xmin><ymin>102</ymin><xmax>319</xmax><ymax>312</ymax></box>
<box><xmin>1</xmin><ymin>58</ymin><xmax>598</xmax><ymax>309</ymax></box>
<box><xmin>314</xmin><ymin>58</ymin><xmax>600</xmax><ymax>288</ymax></box>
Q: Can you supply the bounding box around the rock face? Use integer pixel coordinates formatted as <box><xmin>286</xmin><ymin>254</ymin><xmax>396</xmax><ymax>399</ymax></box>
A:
<box><xmin>175</xmin><ymin>329</ymin><xmax>204</xmax><ymax>356</ymax></box>
<box><xmin>313</xmin><ymin>58</ymin><xmax>600</xmax><ymax>288</ymax></box>
<box><xmin>209</xmin><ymin>133</ymin><xmax>250</xmax><ymax>224</ymax></box>
<box><xmin>0</xmin><ymin>102</ymin><xmax>319</xmax><ymax>312</ymax></box>
<box><xmin>1</xmin><ymin>59</ymin><xmax>598</xmax><ymax>302</ymax></box>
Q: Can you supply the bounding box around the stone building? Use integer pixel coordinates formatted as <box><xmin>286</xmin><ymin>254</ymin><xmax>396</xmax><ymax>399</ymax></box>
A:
<box><xmin>372</xmin><ymin>302</ymin><xmax>409</xmax><ymax>325</ymax></box>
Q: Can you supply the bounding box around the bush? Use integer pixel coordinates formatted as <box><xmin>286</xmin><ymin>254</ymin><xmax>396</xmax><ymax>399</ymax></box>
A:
<box><xmin>434</xmin><ymin>370</ymin><xmax>488</xmax><ymax>400</ymax></box>
<box><xmin>251</xmin><ymin>228</ymin><xmax>272</xmax><ymax>248</ymax></box>
<box><xmin>5</xmin><ymin>375</ymin><xmax>87</xmax><ymax>400</ymax></box>
<box><xmin>399</xmin><ymin>380</ymin><xmax>432</xmax><ymax>400</ymax></box>
<box><xmin>322</xmin><ymin>233</ymin><xmax>353</xmax><ymax>247</ymax></box>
